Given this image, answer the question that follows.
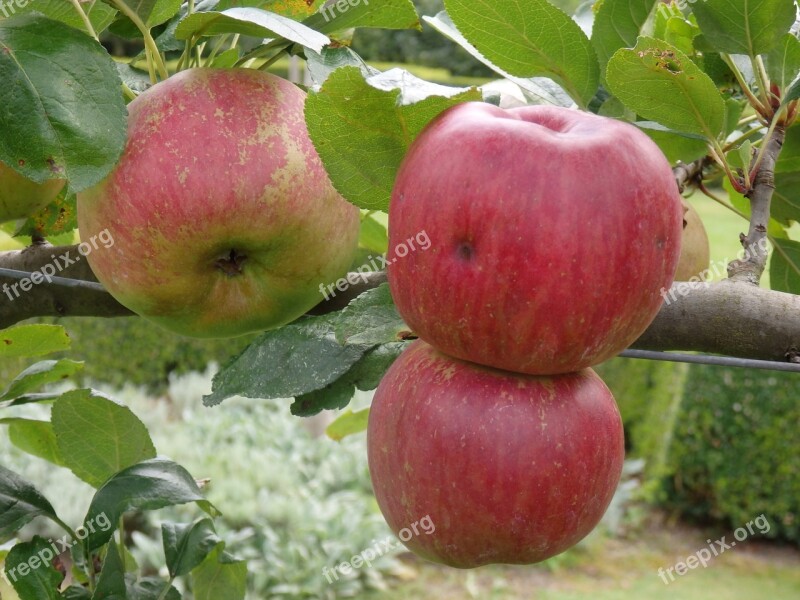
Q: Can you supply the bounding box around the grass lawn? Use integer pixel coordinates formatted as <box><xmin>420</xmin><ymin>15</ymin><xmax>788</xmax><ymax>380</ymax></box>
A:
<box><xmin>375</xmin><ymin>515</ymin><xmax>800</xmax><ymax>599</ymax></box>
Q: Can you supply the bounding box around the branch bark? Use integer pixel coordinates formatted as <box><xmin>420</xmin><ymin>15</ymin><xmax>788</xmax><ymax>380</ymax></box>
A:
<box><xmin>0</xmin><ymin>242</ymin><xmax>133</xmax><ymax>326</ymax></box>
<box><xmin>727</xmin><ymin>124</ymin><xmax>785</xmax><ymax>284</ymax></box>
<box><xmin>632</xmin><ymin>280</ymin><xmax>800</xmax><ymax>362</ymax></box>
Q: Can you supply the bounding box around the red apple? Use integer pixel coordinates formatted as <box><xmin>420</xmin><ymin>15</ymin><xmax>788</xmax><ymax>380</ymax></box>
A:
<box><xmin>77</xmin><ymin>68</ymin><xmax>360</xmax><ymax>337</ymax></box>
<box><xmin>367</xmin><ymin>339</ymin><xmax>625</xmax><ymax>568</ymax></box>
<box><xmin>388</xmin><ymin>103</ymin><xmax>682</xmax><ymax>374</ymax></box>
<box><xmin>0</xmin><ymin>160</ymin><xmax>65</xmax><ymax>222</ymax></box>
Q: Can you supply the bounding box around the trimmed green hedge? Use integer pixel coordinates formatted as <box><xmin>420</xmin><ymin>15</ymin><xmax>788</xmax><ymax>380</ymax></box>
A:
<box><xmin>664</xmin><ymin>365</ymin><xmax>800</xmax><ymax>542</ymax></box>
<box><xmin>598</xmin><ymin>357</ymin><xmax>800</xmax><ymax>544</ymax></box>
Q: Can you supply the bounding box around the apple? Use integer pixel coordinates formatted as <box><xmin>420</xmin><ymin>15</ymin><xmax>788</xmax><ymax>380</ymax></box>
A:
<box><xmin>77</xmin><ymin>68</ymin><xmax>360</xmax><ymax>338</ymax></box>
<box><xmin>388</xmin><ymin>103</ymin><xmax>682</xmax><ymax>375</ymax></box>
<box><xmin>0</xmin><ymin>160</ymin><xmax>65</xmax><ymax>222</ymax></box>
<box><xmin>367</xmin><ymin>339</ymin><xmax>624</xmax><ymax>568</ymax></box>
<box><xmin>674</xmin><ymin>200</ymin><xmax>710</xmax><ymax>281</ymax></box>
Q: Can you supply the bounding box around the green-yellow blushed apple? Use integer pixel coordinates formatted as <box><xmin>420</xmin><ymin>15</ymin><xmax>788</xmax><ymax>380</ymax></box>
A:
<box><xmin>387</xmin><ymin>103</ymin><xmax>683</xmax><ymax>375</ymax></box>
<box><xmin>77</xmin><ymin>68</ymin><xmax>360</xmax><ymax>338</ymax></box>
<box><xmin>0</xmin><ymin>160</ymin><xmax>65</xmax><ymax>222</ymax></box>
<box><xmin>367</xmin><ymin>339</ymin><xmax>624</xmax><ymax>568</ymax></box>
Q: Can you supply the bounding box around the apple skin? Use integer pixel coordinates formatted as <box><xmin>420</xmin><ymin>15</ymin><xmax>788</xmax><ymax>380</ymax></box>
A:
<box><xmin>0</xmin><ymin>160</ymin><xmax>65</xmax><ymax>222</ymax></box>
<box><xmin>388</xmin><ymin>103</ymin><xmax>682</xmax><ymax>375</ymax></box>
<box><xmin>77</xmin><ymin>68</ymin><xmax>360</xmax><ymax>338</ymax></box>
<box><xmin>674</xmin><ymin>200</ymin><xmax>710</xmax><ymax>281</ymax></box>
<box><xmin>367</xmin><ymin>339</ymin><xmax>625</xmax><ymax>569</ymax></box>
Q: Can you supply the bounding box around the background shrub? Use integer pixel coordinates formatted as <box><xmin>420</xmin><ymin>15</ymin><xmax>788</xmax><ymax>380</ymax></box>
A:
<box><xmin>663</xmin><ymin>365</ymin><xmax>800</xmax><ymax>542</ymax></box>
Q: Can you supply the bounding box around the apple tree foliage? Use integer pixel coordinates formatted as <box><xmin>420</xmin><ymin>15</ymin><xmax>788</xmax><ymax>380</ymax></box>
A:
<box><xmin>1</xmin><ymin>0</ymin><xmax>800</xmax><ymax>594</ymax></box>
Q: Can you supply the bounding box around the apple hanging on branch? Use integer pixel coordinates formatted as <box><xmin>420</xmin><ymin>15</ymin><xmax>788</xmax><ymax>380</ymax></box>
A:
<box><xmin>77</xmin><ymin>68</ymin><xmax>360</xmax><ymax>338</ymax></box>
<box><xmin>367</xmin><ymin>339</ymin><xmax>625</xmax><ymax>568</ymax></box>
<box><xmin>387</xmin><ymin>103</ymin><xmax>684</xmax><ymax>375</ymax></box>
<box><xmin>0</xmin><ymin>160</ymin><xmax>65</xmax><ymax>223</ymax></box>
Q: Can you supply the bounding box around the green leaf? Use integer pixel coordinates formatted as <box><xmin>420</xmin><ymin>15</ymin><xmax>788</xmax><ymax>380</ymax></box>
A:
<box><xmin>776</xmin><ymin>125</ymin><xmax>800</xmax><ymax>173</ymax></box>
<box><xmin>784</xmin><ymin>76</ymin><xmax>800</xmax><ymax>104</ymax></box>
<box><xmin>0</xmin><ymin>466</ymin><xmax>59</xmax><ymax>541</ymax></box>
<box><xmin>325</xmin><ymin>408</ymin><xmax>370</xmax><ymax>441</ymax></box>
<box><xmin>203</xmin><ymin>313</ymin><xmax>370</xmax><ymax>406</ymax></box>
<box><xmin>104</xmin><ymin>0</ymin><xmax>182</xmax><ymax>27</ymax></box>
<box><xmin>423</xmin><ymin>11</ymin><xmax>573</xmax><ymax>107</ymax></box>
<box><xmin>0</xmin><ymin>15</ymin><xmax>127</xmax><ymax>191</ymax></box>
<box><xmin>591</xmin><ymin>0</ymin><xmax>657</xmax><ymax>75</ymax></box>
<box><xmin>334</xmin><ymin>283</ymin><xmax>409</xmax><ymax>345</ymax></box>
<box><xmin>190</xmin><ymin>545</ymin><xmax>246</xmax><ymax>600</ymax></box>
<box><xmin>358</xmin><ymin>214</ymin><xmax>389</xmax><ymax>254</ymax></box>
<box><xmin>443</xmin><ymin>0</ymin><xmax>599</xmax><ymax>107</ymax></box>
<box><xmin>150</xmin><ymin>0</ymin><xmax>219</xmax><ymax>55</ymax></box>
<box><xmin>52</xmin><ymin>389</ymin><xmax>157</xmax><ymax>488</ymax></box>
<box><xmin>10</xmin><ymin>0</ymin><xmax>118</xmax><ymax>36</ymax></box>
<box><xmin>305</xmin><ymin>65</ymin><xmax>480</xmax><ymax>211</ymax></box>
<box><xmin>691</xmin><ymin>0</ymin><xmax>795</xmax><ymax>56</ymax></box>
<box><xmin>125</xmin><ymin>578</ymin><xmax>181</xmax><ymax>600</ymax></box>
<box><xmin>175</xmin><ymin>8</ymin><xmax>330</xmax><ymax>53</ymax></box>
<box><xmin>0</xmin><ymin>360</ymin><xmax>83</xmax><ymax>401</ymax></box>
<box><xmin>291</xmin><ymin>341</ymin><xmax>406</xmax><ymax>416</ymax></box>
<box><xmin>302</xmin><ymin>0</ymin><xmax>420</xmax><ymax>35</ymax></box>
<box><xmin>0</xmin><ymin>419</ymin><xmax>64</xmax><ymax>466</ymax></box>
<box><xmin>661</xmin><ymin>14</ymin><xmax>702</xmax><ymax>56</ymax></box>
<box><xmin>637</xmin><ymin>121</ymin><xmax>709</xmax><ymax>163</ymax></box>
<box><xmin>208</xmin><ymin>47</ymin><xmax>239</xmax><ymax>68</ymax></box>
<box><xmin>84</xmin><ymin>458</ymin><xmax>218</xmax><ymax>551</ymax></box>
<box><xmin>738</xmin><ymin>139</ymin><xmax>753</xmax><ymax>171</ymax></box>
<box><xmin>606</xmin><ymin>36</ymin><xmax>727</xmax><ymax>140</ymax></box>
<box><xmin>769</xmin><ymin>237</ymin><xmax>800</xmax><ymax>293</ymax></box>
<box><xmin>162</xmin><ymin>519</ymin><xmax>222</xmax><ymax>578</ymax></box>
<box><xmin>772</xmin><ymin>171</ymin><xmax>800</xmax><ymax>225</ymax></box>
<box><xmin>5</xmin><ymin>537</ymin><xmax>63</xmax><ymax>600</ymax></box>
<box><xmin>62</xmin><ymin>585</ymin><xmax>92</xmax><ymax>600</ymax></box>
<box><xmin>767</xmin><ymin>33</ymin><xmax>800</xmax><ymax>92</ymax></box>
<box><xmin>290</xmin><ymin>375</ymin><xmax>355</xmax><ymax>416</ymax></box>
<box><xmin>305</xmin><ymin>46</ymin><xmax>378</xmax><ymax>87</ymax></box>
<box><xmin>0</xmin><ymin>325</ymin><xmax>71</xmax><ymax>359</ymax></box>
<box><xmin>0</xmin><ymin>393</ymin><xmax>62</xmax><ymax>409</ymax></box>
<box><xmin>93</xmin><ymin>540</ymin><xmax>127</xmax><ymax>600</ymax></box>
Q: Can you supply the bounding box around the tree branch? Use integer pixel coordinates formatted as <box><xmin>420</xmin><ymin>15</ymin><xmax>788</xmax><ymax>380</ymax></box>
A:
<box><xmin>632</xmin><ymin>280</ymin><xmax>800</xmax><ymax>362</ymax></box>
<box><xmin>0</xmin><ymin>242</ymin><xmax>133</xmax><ymax>327</ymax></box>
<box><xmin>727</xmin><ymin>124</ymin><xmax>786</xmax><ymax>284</ymax></box>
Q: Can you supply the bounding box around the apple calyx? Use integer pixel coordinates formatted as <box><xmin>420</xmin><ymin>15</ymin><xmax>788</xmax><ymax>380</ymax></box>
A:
<box><xmin>215</xmin><ymin>249</ymin><xmax>248</xmax><ymax>277</ymax></box>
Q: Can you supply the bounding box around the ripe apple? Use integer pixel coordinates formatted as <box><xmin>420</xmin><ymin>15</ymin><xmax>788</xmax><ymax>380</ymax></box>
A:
<box><xmin>0</xmin><ymin>160</ymin><xmax>65</xmax><ymax>222</ymax></box>
<box><xmin>674</xmin><ymin>200</ymin><xmax>710</xmax><ymax>281</ymax></box>
<box><xmin>77</xmin><ymin>68</ymin><xmax>360</xmax><ymax>337</ymax></box>
<box><xmin>368</xmin><ymin>340</ymin><xmax>624</xmax><ymax>568</ymax></box>
<box><xmin>388</xmin><ymin>103</ymin><xmax>682</xmax><ymax>375</ymax></box>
